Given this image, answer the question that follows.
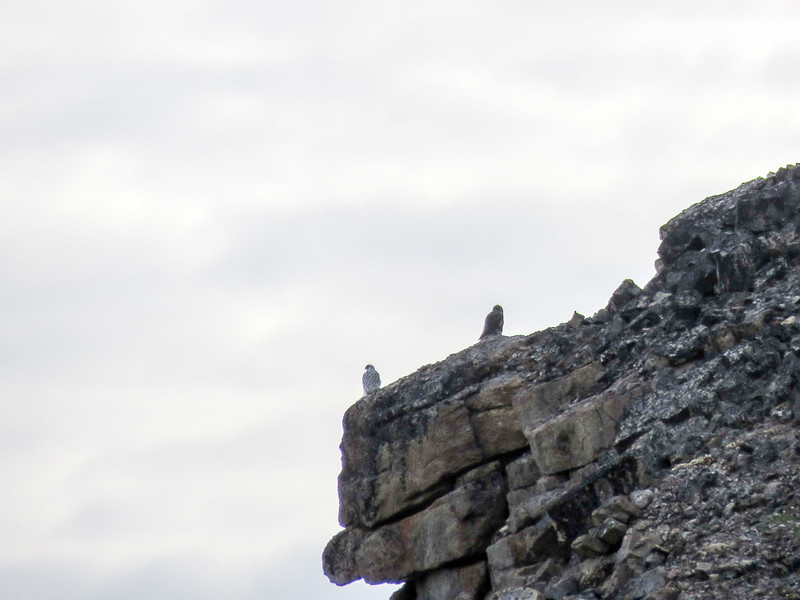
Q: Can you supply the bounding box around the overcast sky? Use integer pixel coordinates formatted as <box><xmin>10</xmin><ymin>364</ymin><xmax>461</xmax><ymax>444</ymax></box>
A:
<box><xmin>1</xmin><ymin>1</ymin><xmax>798</xmax><ymax>599</ymax></box>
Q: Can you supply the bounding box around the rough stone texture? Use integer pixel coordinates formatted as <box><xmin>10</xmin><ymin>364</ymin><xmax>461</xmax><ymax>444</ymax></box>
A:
<box><xmin>630</xmin><ymin>489</ymin><xmax>654</xmax><ymax>509</ymax></box>
<box><xmin>488</xmin><ymin>587</ymin><xmax>545</xmax><ymax>600</ymax></box>
<box><xmin>415</xmin><ymin>561</ymin><xmax>488</xmax><ymax>600</ymax></box>
<box><xmin>324</xmin><ymin>466</ymin><xmax>506</xmax><ymax>584</ymax></box>
<box><xmin>506</xmin><ymin>487</ymin><xmax>564</xmax><ymax>534</ymax></box>
<box><xmin>526</xmin><ymin>378</ymin><xmax>649</xmax><ymax>474</ymax></box>
<box><xmin>544</xmin><ymin>571</ymin><xmax>580</xmax><ymax>599</ymax></box>
<box><xmin>578</xmin><ymin>555</ymin><xmax>614</xmax><ymax>589</ymax></box>
<box><xmin>513</xmin><ymin>364</ymin><xmax>606</xmax><ymax>435</ymax></box>
<box><xmin>596</xmin><ymin>517</ymin><xmax>628</xmax><ymax>546</ymax></box>
<box><xmin>597</xmin><ymin>559</ymin><xmax>643</xmax><ymax>599</ymax></box>
<box><xmin>371</xmin><ymin>401</ymin><xmax>483</xmax><ymax>525</ymax></box>
<box><xmin>506</xmin><ymin>455</ymin><xmax>542</xmax><ymax>491</ymax></box>
<box><xmin>571</xmin><ymin>533</ymin><xmax>610</xmax><ymax>558</ymax></box>
<box><xmin>592</xmin><ymin>496</ymin><xmax>643</xmax><ymax>527</ymax></box>
<box><xmin>487</xmin><ymin>516</ymin><xmax>569</xmax><ymax>590</ymax></box>
<box><xmin>608</xmin><ymin>279</ymin><xmax>643</xmax><ymax>314</ymax></box>
<box><xmin>337</xmin><ymin>338</ymin><xmax>525</xmax><ymax>529</ymax></box>
<box><xmin>617</xmin><ymin>566</ymin><xmax>667</xmax><ymax>600</ymax></box>
<box><xmin>615</xmin><ymin>530</ymin><xmax>664</xmax><ymax>564</ymax></box>
<box><xmin>324</xmin><ymin>165</ymin><xmax>800</xmax><ymax>600</ymax></box>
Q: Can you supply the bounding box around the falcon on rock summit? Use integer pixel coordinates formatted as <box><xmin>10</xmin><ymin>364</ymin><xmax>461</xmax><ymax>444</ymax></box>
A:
<box><xmin>362</xmin><ymin>364</ymin><xmax>381</xmax><ymax>394</ymax></box>
<box><xmin>480</xmin><ymin>305</ymin><xmax>504</xmax><ymax>340</ymax></box>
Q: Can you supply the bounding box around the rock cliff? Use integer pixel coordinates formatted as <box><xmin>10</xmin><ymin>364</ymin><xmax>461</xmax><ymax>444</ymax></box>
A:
<box><xmin>323</xmin><ymin>165</ymin><xmax>800</xmax><ymax>600</ymax></box>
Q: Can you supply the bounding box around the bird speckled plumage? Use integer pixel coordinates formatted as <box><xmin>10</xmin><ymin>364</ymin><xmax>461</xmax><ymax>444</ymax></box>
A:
<box><xmin>479</xmin><ymin>305</ymin><xmax>504</xmax><ymax>340</ymax></box>
<box><xmin>362</xmin><ymin>364</ymin><xmax>381</xmax><ymax>394</ymax></box>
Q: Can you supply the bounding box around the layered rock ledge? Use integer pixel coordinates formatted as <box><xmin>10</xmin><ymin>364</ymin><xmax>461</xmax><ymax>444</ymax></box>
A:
<box><xmin>323</xmin><ymin>165</ymin><xmax>800</xmax><ymax>600</ymax></box>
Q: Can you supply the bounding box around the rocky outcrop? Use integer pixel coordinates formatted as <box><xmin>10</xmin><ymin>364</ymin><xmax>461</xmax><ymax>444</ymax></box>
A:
<box><xmin>323</xmin><ymin>165</ymin><xmax>800</xmax><ymax>600</ymax></box>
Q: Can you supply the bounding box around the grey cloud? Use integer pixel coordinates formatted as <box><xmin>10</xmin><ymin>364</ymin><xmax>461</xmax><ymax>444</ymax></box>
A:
<box><xmin>198</xmin><ymin>200</ymin><xmax>663</xmax><ymax>388</ymax></box>
<box><xmin>248</xmin><ymin>547</ymin><xmax>401</xmax><ymax>600</ymax></box>
<box><xmin>55</xmin><ymin>413</ymin><xmax>346</xmax><ymax>528</ymax></box>
<box><xmin>91</xmin><ymin>560</ymin><xmax>232</xmax><ymax>600</ymax></box>
<box><xmin>0</xmin><ymin>563</ymin><xmax>89</xmax><ymax>600</ymax></box>
<box><xmin>0</xmin><ymin>547</ymin><xmax>398</xmax><ymax>600</ymax></box>
<box><xmin>212</xmin><ymin>200</ymin><xmax>660</xmax><ymax>323</ymax></box>
<box><xmin>216</xmin><ymin>202</ymin><xmax>637</xmax><ymax>284</ymax></box>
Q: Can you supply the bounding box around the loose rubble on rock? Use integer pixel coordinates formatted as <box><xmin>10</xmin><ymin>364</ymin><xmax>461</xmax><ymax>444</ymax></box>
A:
<box><xmin>323</xmin><ymin>165</ymin><xmax>800</xmax><ymax>600</ymax></box>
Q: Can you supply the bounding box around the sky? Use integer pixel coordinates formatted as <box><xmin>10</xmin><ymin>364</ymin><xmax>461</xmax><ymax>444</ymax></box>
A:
<box><xmin>0</xmin><ymin>1</ymin><xmax>798</xmax><ymax>599</ymax></box>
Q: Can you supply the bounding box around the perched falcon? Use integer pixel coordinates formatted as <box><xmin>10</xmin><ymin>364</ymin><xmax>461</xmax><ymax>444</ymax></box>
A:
<box><xmin>479</xmin><ymin>305</ymin><xmax>504</xmax><ymax>340</ymax></box>
<box><xmin>362</xmin><ymin>364</ymin><xmax>381</xmax><ymax>394</ymax></box>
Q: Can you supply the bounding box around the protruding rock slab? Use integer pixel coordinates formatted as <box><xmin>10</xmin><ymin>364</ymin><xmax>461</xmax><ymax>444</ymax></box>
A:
<box><xmin>513</xmin><ymin>364</ymin><xmax>606</xmax><ymax>433</ymax></box>
<box><xmin>372</xmin><ymin>401</ymin><xmax>484</xmax><ymax>526</ymax></box>
<box><xmin>324</xmin><ymin>466</ymin><xmax>507</xmax><ymax>585</ymax></box>
<box><xmin>526</xmin><ymin>378</ymin><xmax>649</xmax><ymax>474</ymax></box>
<box><xmin>338</xmin><ymin>339</ymin><xmax>527</xmax><ymax>529</ymax></box>
<box><xmin>467</xmin><ymin>374</ymin><xmax>530</xmax><ymax>456</ymax></box>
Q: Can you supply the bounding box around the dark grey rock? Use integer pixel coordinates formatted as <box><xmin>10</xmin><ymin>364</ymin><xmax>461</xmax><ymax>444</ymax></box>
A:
<box><xmin>389</xmin><ymin>582</ymin><xmax>416</xmax><ymax>600</ymax></box>
<box><xmin>647</xmin><ymin>588</ymin><xmax>681</xmax><ymax>600</ymax></box>
<box><xmin>591</xmin><ymin>496</ymin><xmax>642</xmax><ymax>527</ymax></box>
<box><xmin>596</xmin><ymin>518</ymin><xmax>628</xmax><ymax>546</ymax></box>
<box><xmin>630</xmin><ymin>490</ymin><xmax>654</xmax><ymax>509</ymax></box>
<box><xmin>491</xmin><ymin>588</ymin><xmax>546</xmax><ymax>600</ymax></box>
<box><xmin>416</xmin><ymin>561</ymin><xmax>488</xmax><ymax>600</ymax></box>
<box><xmin>617</xmin><ymin>567</ymin><xmax>666</xmax><ymax>600</ymax></box>
<box><xmin>615</xmin><ymin>531</ymin><xmax>664</xmax><ymax>565</ymax></box>
<box><xmin>753</xmin><ymin>440</ymin><xmax>779</xmax><ymax>464</ymax></box>
<box><xmin>571</xmin><ymin>534</ymin><xmax>610</xmax><ymax>559</ymax></box>
<box><xmin>608</xmin><ymin>279</ymin><xmax>643</xmax><ymax>315</ymax></box>
<box><xmin>543</xmin><ymin>572</ymin><xmax>579</xmax><ymax>600</ymax></box>
<box><xmin>597</xmin><ymin>560</ymin><xmax>643</xmax><ymax>599</ymax></box>
<box><xmin>711</xmin><ymin>236</ymin><xmax>758</xmax><ymax>294</ymax></box>
<box><xmin>577</xmin><ymin>555</ymin><xmax>614</xmax><ymax>589</ymax></box>
<box><xmin>506</xmin><ymin>454</ymin><xmax>542</xmax><ymax>491</ymax></box>
<box><xmin>488</xmin><ymin>517</ymin><xmax>566</xmax><ymax>571</ymax></box>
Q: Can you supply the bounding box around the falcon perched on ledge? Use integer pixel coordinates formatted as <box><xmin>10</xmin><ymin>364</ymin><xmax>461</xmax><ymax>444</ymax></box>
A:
<box><xmin>362</xmin><ymin>364</ymin><xmax>381</xmax><ymax>394</ymax></box>
<box><xmin>480</xmin><ymin>305</ymin><xmax>504</xmax><ymax>340</ymax></box>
